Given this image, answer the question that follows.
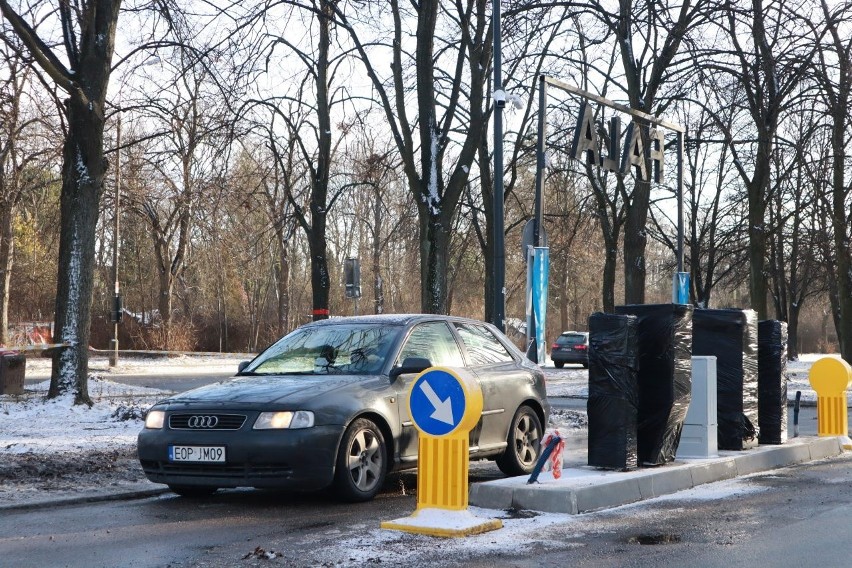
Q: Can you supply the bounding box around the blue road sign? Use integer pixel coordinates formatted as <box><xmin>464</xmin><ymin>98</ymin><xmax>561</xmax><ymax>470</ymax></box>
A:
<box><xmin>409</xmin><ymin>369</ymin><xmax>468</xmax><ymax>436</ymax></box>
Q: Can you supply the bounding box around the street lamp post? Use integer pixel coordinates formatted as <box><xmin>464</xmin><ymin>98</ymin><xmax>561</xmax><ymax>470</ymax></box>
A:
<box><xmin>109</xmin><ymin>115</ymin><xmax>121</xmax><ymax>367</ymax></box>
<box><xmin>491</xmin><ymin>0</ymin><xmax>505</xmax><ymax>332</ymax></box>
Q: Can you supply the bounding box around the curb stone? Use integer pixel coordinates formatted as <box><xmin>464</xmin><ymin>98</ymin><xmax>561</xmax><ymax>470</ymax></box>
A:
<box><xmin>469</xmin><ymin>437</ymin><xmax>844</xmax><ymax>515</ymax></box>
<box><xmin>0</xmin><ymin>484</ymin><xmax>169</xmax><ymax>512</ymax></box>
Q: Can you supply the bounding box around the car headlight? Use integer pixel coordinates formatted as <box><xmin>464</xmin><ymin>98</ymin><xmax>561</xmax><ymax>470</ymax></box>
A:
<box><xmin>145</xmin><ymin>410</ymin><xmax>165</xmax><ymax>429</ymax></box>
<box><xmin>254</xmin><ymin>411</ymin><xmax>315</xmax><ymax>430</ymax></box>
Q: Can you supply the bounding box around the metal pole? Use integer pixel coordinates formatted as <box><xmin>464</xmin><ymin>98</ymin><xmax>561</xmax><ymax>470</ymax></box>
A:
<box><xmin>534</xmin><ymin>75</ymin><xmax>547</xmax><ymax>247</ymax></box>
<box><xmin>110</xmin><ymin>116</ymin><xmax>121</xmax><ymax>367</ymax></box>
<box><xmin>527</xmin><ymin>75</ymin><xmax>547</xmax><ymax>363</ymax></box>
<box><xmin>676</xmin><ymin>130</ymin><xmax>684</xmax><ymax>272</ymax></box>
<box><xmin>491</xmin><ymin>0</ymin><xmax>505</xmax><ymax>332</ymax></box>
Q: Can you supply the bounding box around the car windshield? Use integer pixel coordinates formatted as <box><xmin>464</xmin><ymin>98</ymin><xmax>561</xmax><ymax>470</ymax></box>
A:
<box><xmin>243</xmin><ymin>323</ymin><xmax>400</xmax><ymax>376</ymax></box>
<box><xmin>556</xmin><ymin>333</ymin><xmax>586</xmax><ymax>345</ymax></box>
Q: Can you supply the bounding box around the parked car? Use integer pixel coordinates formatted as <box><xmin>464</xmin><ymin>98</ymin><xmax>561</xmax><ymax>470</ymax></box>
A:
<box><xmin>550</xmin><ymin>331</ymin><xmax>589</xmax><ymax>368</ymax></box>
<box><xmin>138</xmin><ymin>314</ymin><xmax>549</xmax><ymax>502</ymax></box>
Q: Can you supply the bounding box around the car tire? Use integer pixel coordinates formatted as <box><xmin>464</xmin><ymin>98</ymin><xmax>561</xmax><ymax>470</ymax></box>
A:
<box><xmin>554</xmin><ymin>361</ymin><xmax>564</xmax><ymax>369</ymax></box>
<box><xmin>168</xmin><ymin>485</ymin><xmax>218</xmax><ymax>498</ymax></box>
<box><xmin>334</xmin><ymin>418</ymin><xmax>387</xmax><ymax>502</ymax></box>
<box><xmin>496</xmin><ymin>405</ymin><xmax>543</xmax><ymax>477</ymax></box>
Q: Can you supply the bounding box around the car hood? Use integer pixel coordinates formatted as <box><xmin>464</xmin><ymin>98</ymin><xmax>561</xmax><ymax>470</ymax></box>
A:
<box><xmin>162</xmin><ymin>374</ymin><xmax>380</xmax><ymax>406</ymax></box>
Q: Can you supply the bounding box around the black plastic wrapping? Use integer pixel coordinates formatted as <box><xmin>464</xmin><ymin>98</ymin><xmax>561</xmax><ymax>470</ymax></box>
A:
<box><xmin>692</xmin><ymin>309</ymin><xmax>759</xmax><ymax>450</ymax></box>
<box><xmin>587</xmin><ymin>313</ymin><xmax>640</xmax><ymax>470</ymax></box>
<box><xmin>758</xmin><ymin>320</ymin><xmax>788</xmax><ymax>444</ymax></box>
<box><xmin>614</xmin><ymin>304</ymin><xmax>693</xmax><ymax>465</ymax></box>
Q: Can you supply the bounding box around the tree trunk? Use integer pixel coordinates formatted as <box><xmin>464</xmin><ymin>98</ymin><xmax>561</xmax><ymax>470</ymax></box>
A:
<box><xmin>308</xmin><ymin>228</ymin><xmax>329</xmax><ymax>321</ymax></box>
<box><xmin>623</xmin><ymin>177</ymin><xmax>650</xmax><ymax>305</ymax></box>
<box><xmin>559</xmin><ymin>254</ymin><xmax>569</xmax><ymax>331</ymax></box>
<box><xmin>371</xmin><ymin>215</ymin><xmax>384</xmax><ymax>315</ymax></box>
<box><xmin>308</xmin><ymin>0</ymin><xmax>332</xmax><ymax>322</ymax></box>
<box><xmin>747</xmin><ymin>186</ymin><xmax>769</xmax><ymax>320</ymax></box>
<box><xmin>830</xmin><ymin>128</ymin><xmax>852</xmax><ymax>361</ymax></box>
<box><xmin>274</xmin><ymin>232</ymin><xmax>290</xmax><ymax>334</ymax></box>
<box><xmin>48</xmin><ymin>98</ymin><xmax>107</xmax><ymax>405</ymax></box>
<box><xmin>602</xmin><ymin>244</ymin><xmax>617</xmax><ymax>313</ymax></box>
<box><xmin>787</xmin><ymin>303</ymin><xmax>800</xmax><ymax>361</ymax></box>
<box><xmin>157</xmin><ymin>268</ymin><xmax>173</xmax><ymax>348</ymax></box>
<box><xmin>0</xmin><ymin>205</ymin><xmax>14</xmax><ymax>345</ymax></box>
<box><xmin>420</xmin><ymin>213</ymin><xmax>449</xmax><ymax>314</ymax></box>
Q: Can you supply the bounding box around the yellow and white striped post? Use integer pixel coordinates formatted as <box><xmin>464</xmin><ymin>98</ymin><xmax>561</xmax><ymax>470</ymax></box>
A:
<box><xmin>808</xmin><ymin>357</ymin><xmax>852</xmax><ymax>448</ymax></box>
<box><xmin>381</xmin><ymin>367</ymin><xmax>502</xmax><ymax>537</ymax></box>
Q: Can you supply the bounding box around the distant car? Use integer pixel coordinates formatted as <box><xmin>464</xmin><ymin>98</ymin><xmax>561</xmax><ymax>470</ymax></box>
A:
<box><xmin>551</xmin><ymin>331</ymin><xmax>589</xmax><ymax>368</ymax></box>
<box><xmin>138</xmin><ymin>314</ymin><xmax>549</xmax><ymax>502</ymax></box>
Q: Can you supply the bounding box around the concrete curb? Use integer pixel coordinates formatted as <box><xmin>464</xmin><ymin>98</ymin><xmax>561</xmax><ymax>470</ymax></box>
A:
<box><xmin>469</xmin><ymin>437</ymin><xmax>844</xmax><ymax>515</ymax></box>
<box><xmin>0</xmin><ymin>486</ymin><xmax>170</xmax><ymax>512</ymax></box>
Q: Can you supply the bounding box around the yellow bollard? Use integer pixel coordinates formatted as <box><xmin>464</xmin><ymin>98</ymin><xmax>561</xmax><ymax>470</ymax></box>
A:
<box><xmin>381</xmin><ymin>367</ymin><xmax>502</xmax><ymax>537</ymax></box>
<box><xmin>808</xmin><ymin>357</ymin><xmax>852</xmax><ymax>444</ymax></box>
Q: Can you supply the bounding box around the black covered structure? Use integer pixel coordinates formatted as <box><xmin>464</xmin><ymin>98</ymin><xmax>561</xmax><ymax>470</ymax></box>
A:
<box><xmin>587</xmin><ymin>313</ymin><xmax>640</xmax><ymax>470</ymax></box>
<box><xmin>692</xmin><ymin>309</ymin><xmax>759</xmax><ymax>451</ymax></box>
<box><xmin>614</xmin><ymin>304</ymin><xmax>693</xmax><ymax>465</ymax></box>
<box><xmin>758</xmin><ymin>320</ymin><xmax>788</xmax><ymax>444</ymax></box>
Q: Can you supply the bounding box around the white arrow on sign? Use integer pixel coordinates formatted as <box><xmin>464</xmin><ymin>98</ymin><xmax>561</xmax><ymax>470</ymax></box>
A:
<box><xmin>420</xmin><ymin>380</ymin><xmax>455</xmax><ymax>426</ymax></box>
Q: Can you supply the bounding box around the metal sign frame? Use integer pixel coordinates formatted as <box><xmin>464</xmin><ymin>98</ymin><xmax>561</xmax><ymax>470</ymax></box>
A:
<box><xmin>534</xmin><ymin>75</ymin><xmax>686</xmax><ymax>273</ymax></box>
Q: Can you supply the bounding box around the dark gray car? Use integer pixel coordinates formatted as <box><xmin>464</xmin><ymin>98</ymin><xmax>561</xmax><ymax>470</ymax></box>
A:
<box><xmin>137</xmin><ymin>314</ymin><xmax>549</xmax><ymax>501</ymax></box>
<box><xmin>550</xmin><ymin>331</ymin><xmax>589</xmax><ymax>368</ymax></box>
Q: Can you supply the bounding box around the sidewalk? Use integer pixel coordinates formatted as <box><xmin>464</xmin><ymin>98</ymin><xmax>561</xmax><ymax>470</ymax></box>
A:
<box><xmin>470</xmin><ymin>436</ymin><xmax>846</xmax><ymax>514</ymax></box>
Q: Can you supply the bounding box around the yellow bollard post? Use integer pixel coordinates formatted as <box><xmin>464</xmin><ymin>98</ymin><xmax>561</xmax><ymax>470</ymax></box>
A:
<box><xmin>808</xmin><ymin>357</ymin><xmax>852</xmax><ymax>448</ymax></box>
<box><xmin>381</xmin><ymin>367</ymin><xmax>503</xmax><ymax>537</ymax></box>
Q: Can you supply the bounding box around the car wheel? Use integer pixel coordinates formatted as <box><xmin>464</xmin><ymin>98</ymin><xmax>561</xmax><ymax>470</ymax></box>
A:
<box><xmin>334</xmin><ymin>418</ymin><xmax>387</xmax><ymax>502</ymax></box>
<box><xmin>496</xmin><ymin>405</ymin><xmax>543</xmax><ymax>477</ymax></box>
<box><xmin>168</xmin><ymin>485</ymin><xmax>218</xmax><ymax>498</ymax></box>
<box><xmin>554</xmin><ymin>361</ymin><xmax>564</xmax><ymax>369</ymax></box>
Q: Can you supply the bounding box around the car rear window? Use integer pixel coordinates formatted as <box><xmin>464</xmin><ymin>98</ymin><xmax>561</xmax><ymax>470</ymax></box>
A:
<box><xmin>556</xmin><ymin>333</ymin><xmax>586</xmax><ymax>345</ymax></box>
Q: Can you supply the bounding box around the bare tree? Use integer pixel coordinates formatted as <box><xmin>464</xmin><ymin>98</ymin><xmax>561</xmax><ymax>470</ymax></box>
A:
<box><xmin>332</xmin><ymin>0</ymin><xmax>487</xmax><ymax>314</ymax></box>
<box><xmin>129</xmin><ymin>52</ymin><xmax>230</xmax><ymax>347</ymax></box>
<box><xmin>0</xmin><ymin>30</ymin><xmax>55</xmax><ymax>344</ymax></box>
<box><xmin>701</xmin><ymin>0</ymin><xmax>817</xmax><ymax>319</ymax></box>
<box><xmin>1</xmin><ymin>0</ymin><xmax>123</xmax><ymax>403</ymax></box>
<box><xmin>810</xmin><ymin>0</ymin><xmax>852</xmax><ymax>361</ymax></box>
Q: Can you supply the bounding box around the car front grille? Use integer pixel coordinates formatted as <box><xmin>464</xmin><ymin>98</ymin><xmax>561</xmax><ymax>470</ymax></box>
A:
<box><xmin>140</xmin><ymin>460</ymin><xmax>293</xmax><ymax>480</ymax></box>
<box><xmin>168</xmin><ymin>413</ymin><xmax>247</xmax><ymax>430</ymax></box>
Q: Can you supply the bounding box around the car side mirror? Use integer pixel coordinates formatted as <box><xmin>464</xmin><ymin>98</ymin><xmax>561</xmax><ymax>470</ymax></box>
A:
<box><xmin>389</xmin><ymin>357</ymin><xmax>432</xmax><ymax>380</ymax></box>
<box><xmin>237</xmin><ymin>361</ymin><xmax>250</xmax><ymax>374</ymax></box>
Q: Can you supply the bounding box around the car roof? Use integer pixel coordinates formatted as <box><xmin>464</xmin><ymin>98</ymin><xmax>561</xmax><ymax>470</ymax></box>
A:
<box><xmin>302</xmin><ymin>314</ymin><xmax>497</xmax><ymax>328</ymax></box>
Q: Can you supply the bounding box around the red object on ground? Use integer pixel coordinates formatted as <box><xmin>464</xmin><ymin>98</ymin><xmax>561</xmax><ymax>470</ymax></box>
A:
<box><xmin>541</xmin><ymin>429</ymin><xmax>566</xmax><ymax>479</ymax></box>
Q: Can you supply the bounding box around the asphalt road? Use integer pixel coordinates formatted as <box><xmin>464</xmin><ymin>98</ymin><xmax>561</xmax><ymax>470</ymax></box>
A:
<box><xmin>2</xmin><ymin>451</ymin><xmax>851</xmax><ymax>567</ymax></box>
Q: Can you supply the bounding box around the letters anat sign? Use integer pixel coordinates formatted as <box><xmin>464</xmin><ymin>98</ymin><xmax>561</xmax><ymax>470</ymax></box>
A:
<box><xmin>570</xmin><ymin>100</ymin><xmax>665</xmax><ymax>183</ymax></box>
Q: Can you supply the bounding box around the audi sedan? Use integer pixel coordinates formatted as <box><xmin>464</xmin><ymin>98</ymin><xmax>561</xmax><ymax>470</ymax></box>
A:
<box><xmin>138</xmin><ymin>314</ymin><xmax>549</xmax><ymax>501</ymax></box>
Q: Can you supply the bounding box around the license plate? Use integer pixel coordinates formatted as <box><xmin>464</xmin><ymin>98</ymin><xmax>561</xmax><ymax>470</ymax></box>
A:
<box><xmin>169</xmin><ymin>445</ymin><xmax>226</xmax><ymax>463</ymax></box>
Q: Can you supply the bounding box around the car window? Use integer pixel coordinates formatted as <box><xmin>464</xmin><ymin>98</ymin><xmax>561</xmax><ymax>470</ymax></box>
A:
<box><xmin>246</xmin><ymin>324</ymin><xmax>399</xmax><ymax>375</ymax></box>
<box><xmin>556</xmin><ymin>333</ymin><xmax>587</xmax><ymax>345</ymax></box>
<box><xmin>454</xmin><ymin>323</ymin><xmax>515</xmax><ymax>365</ymax></box>
<box><xmin>397</xmin><ymin>322</ymin><xmax>465</xmax><ymax>367</ymax></box>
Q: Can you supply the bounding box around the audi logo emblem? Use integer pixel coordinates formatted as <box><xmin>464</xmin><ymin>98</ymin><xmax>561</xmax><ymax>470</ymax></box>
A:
<box><xmin>188</xmin><ymin>415</ymin><xmax>219</xmax><ymax>428</ymax></box>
